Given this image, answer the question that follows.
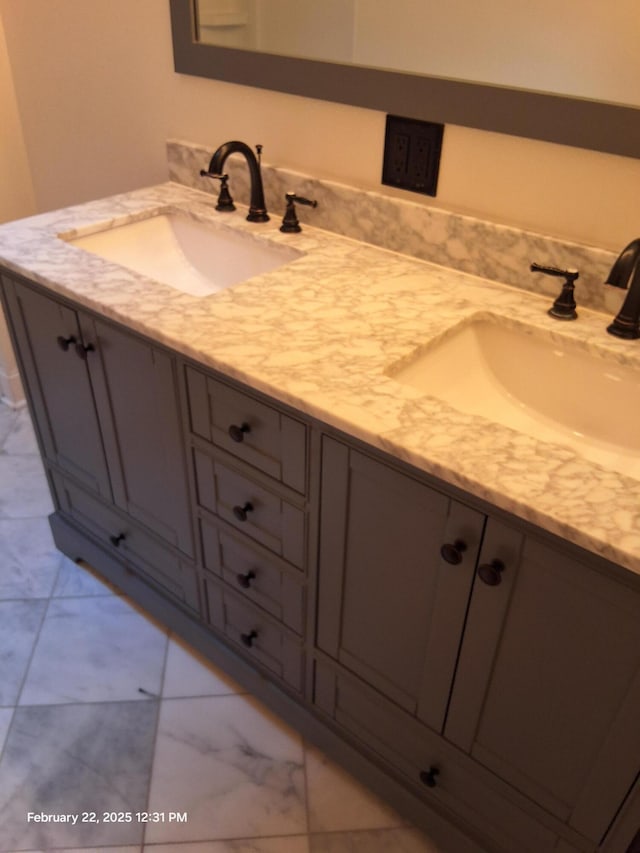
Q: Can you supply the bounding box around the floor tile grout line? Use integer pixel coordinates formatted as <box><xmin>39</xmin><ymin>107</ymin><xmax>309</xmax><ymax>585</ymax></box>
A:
<box><xmin>302</xmin><ymin>735</ymin><xmax>313</xmax><ymax>839</ymax></box>
<box><xmin>0</xmin><ymin>529</ymin><xmax>55</xmax><ymax>767</ymax></box>
<box><xmin>135</xmin><ymin>826</ymin><xmax>412</xmax><ymax>846</ymax></box>
<box><xmin>0</xmin><ymin>510</ymin><xmax>56</xmax><ymax>521</ymax></box>
<box><xmin>0</xmin><ymin>518</ymin><xmax>62</xmax><ymax>601</ymax></box>
<box><xmin>138</xmin><ymin>831</ymin><xmax>313</xmax><ymax>850</ymax></box>
<box><xmin>142</xmin><ymin>830</ymin><xmax>312</xmax><ymax>845</ymax></box>
<box><xmin>43</xmin><ymin>545</ymin><xmax>66</xmax><ymax>600</ymax></box>
<box><xmin>0</xmin><ymin>408</ymin><xmax>20</xmax><ymax>454</ymax></box>
<box><xmin>2</xmin><ymin>407</ymin><xmax>55</xmax><ymax>718</ymax></box>
<box><xmin>139</xmin><ymin>626</ymin><xmax>171</xmax><ymax>850</ymax></box>
<box><xmin>0</xmin><ymin>706</ymin><xmax>15</xmax><ymax>768</ymax></box>
<box><xmin>0</xmin><ymin>594</ymin><xmax>53</xmax><ymax>604</ymax></box>
<box><xmin>12</xmin><ymin>589</ymin><xmax>56</xmax><ymax>711</ymax></box>
<box><xmin>14</xmin><ymin>696</ymin><xmax>167</xmax><ymax>711</ymax></box>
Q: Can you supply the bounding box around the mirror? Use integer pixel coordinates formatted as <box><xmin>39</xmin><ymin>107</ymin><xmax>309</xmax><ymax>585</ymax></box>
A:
<box><xmin>170</xmin><ymin>0</ymin><xmax>640</xmax><ymax>159</ymax></box>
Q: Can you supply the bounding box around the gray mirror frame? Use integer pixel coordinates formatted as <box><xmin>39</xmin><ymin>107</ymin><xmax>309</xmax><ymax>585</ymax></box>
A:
<box><xmin>170</xmin><ymin>0</ymin><xmax>640</xmax><ymax>160</ymax></box>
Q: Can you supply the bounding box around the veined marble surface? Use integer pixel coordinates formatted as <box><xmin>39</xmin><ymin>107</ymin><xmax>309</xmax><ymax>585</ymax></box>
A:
<box><xmin>168</xmin><ymin>139</ymin><xmax>620</xmax><ymax>313</ymax></box>
<box><xmin>1</xmin><ymin>179</ymin><xmax>640</xmax><ymax>578</ymax></box>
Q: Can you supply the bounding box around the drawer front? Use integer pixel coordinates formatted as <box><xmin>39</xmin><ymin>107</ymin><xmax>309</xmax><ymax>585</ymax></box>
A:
<box><xmin>205</xmin><ymin>580</ymin><xmax>304</xmax><ymax>692</ymax></box>
<box><xmin>186</xmin><ymin>368</ymin><xmax>307</xmax><ymax>493</ymax></box>
<box><xmin>200</xmin><ymin>517</ymin><xmax>305</xmax><ymax>634</ymax></box>
<box><xmin>194</xmin><ymin>449</ymin><xmax>306</xmax><ymax>568</ymax></box>
<box><xmin>314</xmin><ymin>662</ymin><xmax>590</xmax><ymax>853</ymax></box>
<box><xmin>51</xmin><ymin>470</ymin><xmax>199</xmax><ymax>612</ymax></box>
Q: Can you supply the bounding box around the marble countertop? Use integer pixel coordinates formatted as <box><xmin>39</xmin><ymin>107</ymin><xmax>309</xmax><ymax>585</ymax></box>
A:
<box><xmin>1</xmin><ymin>181</ymin><xmax>639</xmax><ymax>577</ymax></box>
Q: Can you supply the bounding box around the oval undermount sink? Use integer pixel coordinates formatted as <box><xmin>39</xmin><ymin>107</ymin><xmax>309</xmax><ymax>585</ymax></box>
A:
<box><xmin>387</xmin><ymin>313</ymin><xmax>640</xmax><ymax>476</ymax></box>
<box><xmin>62</xmin><ymin>212</ymin><xmax>303</xmax><ymax>297</ymax></box>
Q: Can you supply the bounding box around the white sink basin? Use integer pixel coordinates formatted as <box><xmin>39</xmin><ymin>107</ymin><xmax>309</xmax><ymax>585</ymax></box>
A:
<box><xmin>388</xmin><ymin>313</ymin><xmax>640</xmax><ymax>475</ymax></box>
<box><xmin>63</xmin><ymin>212</ymin><xmax>302</xmax><ymax>297</ymax></box>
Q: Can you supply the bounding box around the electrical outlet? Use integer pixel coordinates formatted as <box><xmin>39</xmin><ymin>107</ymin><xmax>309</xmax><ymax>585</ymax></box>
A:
<box><xmin>389</xmin><ymin>132</ymin><xmax>409</xmax><ymax>182</ymax></box>
<box><xmin>382</xmin><ymin>115</ymin><xmax>444</xmax><ymax>197</ymax></box>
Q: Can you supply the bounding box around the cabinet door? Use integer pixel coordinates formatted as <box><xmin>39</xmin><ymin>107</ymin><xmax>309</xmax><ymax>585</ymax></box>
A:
<box><xmin>84</xmin><ymin>317</ymin><xmax>194</xmax><ymax>557</ymax></box>
<box><xmin>1</xmin><ymin>277</ymin><xmax>112</xmax><ymax>499</ymax></box>
<box><xmin>317</xmin><ymin>437</ymin><xmax>485</xmax><ymax>731</ymax></box>
<box><xmin>446</xmin><ymin>519</ymin><xmax>640</xmax><ymax>845</ymax></box>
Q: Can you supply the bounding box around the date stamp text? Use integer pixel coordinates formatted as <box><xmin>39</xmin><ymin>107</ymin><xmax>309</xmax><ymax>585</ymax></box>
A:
<box><xmin>27</xmin><ymin>811</ymin><xmax>188</xmax><ymax>825</ymax></box>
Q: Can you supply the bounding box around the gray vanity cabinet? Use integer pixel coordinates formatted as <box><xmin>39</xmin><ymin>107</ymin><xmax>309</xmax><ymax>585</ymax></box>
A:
<box><xmin>316</xmin><ymin>436</ymin><xmax>486</xmax><ymax>731</ymax></box>
<box><xmin>4</xmin><ymin>269</ymin><xmax>640</xmax><ymax>853</ymax></box>
<box><xmin>1</xmin><ymin>273</ymin><xmax>197</xmax><ymax>607</ymax></box>
<box><xmin>446</xmin><ymin>523</ymin><xmax>640</xmax><ymax>846</ymax></box>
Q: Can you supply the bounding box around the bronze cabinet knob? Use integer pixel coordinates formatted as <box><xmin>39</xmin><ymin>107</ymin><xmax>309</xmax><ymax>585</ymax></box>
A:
<box><xmin>440</xmin><ymin>540</ymin><xmax>467</xmax><ymax>565</ymax></box>
<box><xmin>478</xmin><ymin>559</ymin><xmax>505</xmax><ymax>586</ymax></box>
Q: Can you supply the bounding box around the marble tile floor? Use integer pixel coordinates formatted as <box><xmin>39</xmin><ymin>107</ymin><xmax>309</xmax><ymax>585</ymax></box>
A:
<box><xmin>0</xmin><ymin>403</ymin><xmax>444</xmax><ymax>853</ymax></box>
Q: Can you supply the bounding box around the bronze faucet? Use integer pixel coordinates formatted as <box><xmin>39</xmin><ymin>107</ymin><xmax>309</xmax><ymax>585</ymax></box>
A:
<box><xmin>606</xmin><ymin>238</ymin><xmax>640</xmax><ymax>339</ymax></box>
<box><xmin>200</xmin><ymin>141</ymin><xmax>269</xmax><ymax>222</ymax></box>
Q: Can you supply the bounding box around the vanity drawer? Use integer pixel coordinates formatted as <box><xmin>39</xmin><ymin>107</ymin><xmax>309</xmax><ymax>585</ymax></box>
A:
<box><xmin>51</xmin><ymin>470</ymin><xmax>199</xmax><ymax>612</ymax></box>
<box><xmin>205</xmin><ymin>580</ymin><xmax>304</xmax><ymax>692</ymax></box>
<box><xmin>186</xmin><ymin>367</ymin><xmax>307</xmax><ymax>493</ymax></box>
<box><xmin>200</xmin><ymin>517</ymin><xmax>305</xmax><ymax>634</ymax></box>
<box><xmin>314</xmin><ymin>662</ymin><xmax>591</xmax><ymax>853</ymax></box>
<box><xmin>194</xmin><ymin>448</ymin><xmax>306</xmax><ymax>569</ymax></box>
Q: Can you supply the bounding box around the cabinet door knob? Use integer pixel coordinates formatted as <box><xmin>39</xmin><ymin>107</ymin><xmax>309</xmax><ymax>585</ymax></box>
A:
<box><xmin>228</xmin><ymin>422</ymin><xmax>251</xmax><ymax>443</ymax></box>
<box><xmin>419</xmin><ymin>766</ymin><xmax>440</xmax><ymax>788</ymax></box>
<box><xmin>478</xmin><ymin>559</ymin><xmax>505</xmax><ymax>586</ymax></box>
<box><xmin>110</xmin><ymin>533</ymin><xmax>126</xmax><ymax>547</ymax></box>
<box><xmin>56</xmin><ymin>335</ymin><xmax>76</xmax><ymax>352</ymax></box>
<box><xmin>240</xmin><ymin>629</ymin><xmax>258</xmax><ymax>648</ymax></box>
<box><xmin>440</xmin><ymin>539</ymin><xmax>467</xmax><ymax>565</ymax></box>
<box><xmin>75</xmin><ymin>341</ymin><xmax>95</xmax><ymax>360</ymax></box>
<box><xmin>233</xmin><ymin>502</ymin><xmax>254</xmax><ymax>522</ymax></box>
<box><xmin>236</xmin><ymin>570</ymin><xmax>256</xmax><ymax>589</ymax></box>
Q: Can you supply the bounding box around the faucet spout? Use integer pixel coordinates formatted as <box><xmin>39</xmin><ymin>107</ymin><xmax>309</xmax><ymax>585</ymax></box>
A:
<box><xmin>207</xmin><ymin>141</ymin><xmax>269</xmax><ymax>222</ymax></box>
<box><xmin>606</xmin><ymin>238</ymin><xmax>640</xmax><ymax>339</ymax></box>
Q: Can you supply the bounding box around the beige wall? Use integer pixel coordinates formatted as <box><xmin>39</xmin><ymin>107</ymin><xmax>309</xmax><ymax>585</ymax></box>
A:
<box><xmin>1</xmin><ymin>0</ymin><xmax>639</xmax><ymax>255</ymax></box>
<box><xmin>0</xmin><ymin>11</ymin><xmax>35</xmax><ymax>405</ymax></box>
<box><xmin>0</xmin><ymin>9</ymin><xmax>35</xmax><ymax>223</ymax></box>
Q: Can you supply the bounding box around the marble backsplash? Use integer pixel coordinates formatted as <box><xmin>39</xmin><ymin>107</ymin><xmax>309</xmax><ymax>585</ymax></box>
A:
<box><xmin>167</xmin><ymin>138</ymin><xmax>621</xmax><ymax>314</ymax></box>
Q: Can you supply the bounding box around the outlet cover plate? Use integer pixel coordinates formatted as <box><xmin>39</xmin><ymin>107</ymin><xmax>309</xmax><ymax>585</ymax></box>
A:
<box><xmin>382</xmin><ymin>114</ymin><xmax>444</xmax><ymax>197</ymax></box>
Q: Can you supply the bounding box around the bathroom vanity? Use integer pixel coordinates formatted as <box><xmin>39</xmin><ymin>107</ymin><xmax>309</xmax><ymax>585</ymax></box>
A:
<box><xmin>1</xmin><ymin>172</ymin><xmax>640</xmax><ymax>853</ymax></box>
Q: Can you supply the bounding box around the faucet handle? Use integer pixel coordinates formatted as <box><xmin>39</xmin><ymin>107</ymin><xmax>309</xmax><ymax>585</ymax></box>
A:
<box><xmin>530</xmin><ymin>263</ymin><xmax>579</xmax><ymax>282</ymax></box>
<box><xmin>530</xmin><ymin>263</ymin><xmax>579</xmax><ymax>320</ymax></box>
<box><xmin>199</xmin><ymin>170</ymin><xmax>236</xmax><ymax>211</ymax></box>
<box><xmin>280</xmin><ymin>192</ymin><xmax>318</xmax><ymax>233</ymax></box>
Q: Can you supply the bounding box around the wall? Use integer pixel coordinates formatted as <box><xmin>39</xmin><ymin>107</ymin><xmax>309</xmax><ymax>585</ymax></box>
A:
<box><xmin>0</xmin><ymin>14</ymin><xmax>35</xmax><ymax>222</ymax></box>
<box><xmin>0</xmin><ymin>10</ymin><xmax>35</xmax><ymax>405</ymax></box>
<box><xmin>0</xmin><ymin>0</ymin><xmax>639</xmax><ymax>255</ymax></box>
